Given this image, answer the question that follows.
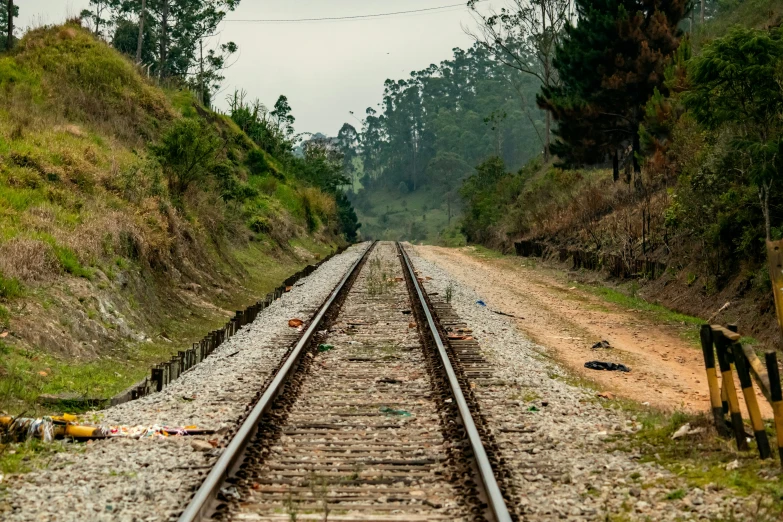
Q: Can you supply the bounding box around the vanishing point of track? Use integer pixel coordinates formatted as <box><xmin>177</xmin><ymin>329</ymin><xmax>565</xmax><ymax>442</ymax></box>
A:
<box><xmin>177</xmin><ymin>241</ymin><xmax>514</xmax><ymax>522</ymax></box>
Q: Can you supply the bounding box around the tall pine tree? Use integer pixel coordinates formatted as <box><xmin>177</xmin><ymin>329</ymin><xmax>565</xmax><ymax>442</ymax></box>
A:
<box><xmin>1</xmin><ymin>0</ymin><xmax>18</xmax><ymax>50</ymax></box>
<box><xmin>538</xmin><ymin>0</ymin><xmax>688</xmax><ymax>179</ymax></box>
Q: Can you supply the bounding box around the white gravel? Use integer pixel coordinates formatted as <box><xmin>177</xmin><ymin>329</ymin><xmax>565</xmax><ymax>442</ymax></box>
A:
<box><xmin>408</xmin><ymin>245</ymin><xmax>749</xmax><ymax>521</ymax></box>
<box><xmin>0</xmin><ymin>243</ymin><xmax>368</xmax><ymax>522</ymax></box>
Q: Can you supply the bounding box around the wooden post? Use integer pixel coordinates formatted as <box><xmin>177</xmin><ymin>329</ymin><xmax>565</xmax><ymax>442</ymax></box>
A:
<box><xmin>765</xmin><ymin>352</ymin><xmax>783</xmax><ymax>466</ymax></box>
<box><xmin>767</xmin><ymin>240</ymin><xmax>783</xmax><ymax>337</ymax></box>
<box><xmin>731</xmin><ymin>341</ymin><xmax>771</xmax><ymax>459</ymax></box>
<box><xmin>714</xmin><ymin>330</ymin><xmax>750</xmax><ymax>451</ymax></box>
<box><xmin>700</xmin><ymin>325</ymin><xmax>731</xmax><ymax>437</ymax></box>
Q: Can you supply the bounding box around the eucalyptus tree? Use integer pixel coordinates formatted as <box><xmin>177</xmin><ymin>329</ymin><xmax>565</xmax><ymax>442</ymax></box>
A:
<box><xmin>1</xmin><ymin>0</ymin><xmax>18</xmax><ymax>50</ymax></box>
<box><xmin>467</xmin><ymin>0</ymin><xmax>572</xmax><ymax>161</ymax></box>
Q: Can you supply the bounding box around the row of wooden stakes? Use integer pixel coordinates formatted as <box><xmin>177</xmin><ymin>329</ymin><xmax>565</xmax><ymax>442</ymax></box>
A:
<box><xmin>700</xmin><ymin>324</ymin><xmax>783</xmax><ymax>463</ymax></box>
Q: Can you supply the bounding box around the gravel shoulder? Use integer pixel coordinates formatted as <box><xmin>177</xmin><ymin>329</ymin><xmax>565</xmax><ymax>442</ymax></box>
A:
<box><xmin>0</xmin><ymin>243</ymin><xmax>368</xmax><ymax>522</ymax></box>
<box><xmin>408</xmin><ymin>244</ymin><xmax>744</xmax><ymax>520</ymax></box>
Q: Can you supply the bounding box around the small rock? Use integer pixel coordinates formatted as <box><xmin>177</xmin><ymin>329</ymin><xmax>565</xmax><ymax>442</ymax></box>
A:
<box><xmin>191</xmin><ymin>440</ymin><xmax>214</xmax><ymax>452</ymax></box>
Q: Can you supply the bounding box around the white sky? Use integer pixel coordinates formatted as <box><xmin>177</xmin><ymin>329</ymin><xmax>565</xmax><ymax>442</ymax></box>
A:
<box><xmin>21</xmin><ymin>0</ymin><xmax>500</xmax><ymax>136</ymax></box>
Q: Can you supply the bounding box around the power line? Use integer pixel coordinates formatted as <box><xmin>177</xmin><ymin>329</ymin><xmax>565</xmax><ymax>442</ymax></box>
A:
<box><xmin>224</xmin><ymin>2</ymin><xmax>478</xmax><ymax>23</ymax></box>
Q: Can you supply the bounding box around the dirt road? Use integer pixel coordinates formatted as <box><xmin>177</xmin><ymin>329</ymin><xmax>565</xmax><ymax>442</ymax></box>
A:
<box><xmin>415</xmin><ymin>245</ymin><xmax>772</xmax><ymax>417</ymax></box>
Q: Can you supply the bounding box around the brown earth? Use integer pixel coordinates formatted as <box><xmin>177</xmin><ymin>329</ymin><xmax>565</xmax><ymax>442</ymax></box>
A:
<box><xmin>415</xmin><ymin>245</ymin><xmax>773</xmax><ymax>418</ymax></box>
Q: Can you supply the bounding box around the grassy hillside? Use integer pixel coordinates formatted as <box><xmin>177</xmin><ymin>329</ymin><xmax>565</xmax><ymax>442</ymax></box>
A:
<box><xmin>354</xmin><ymin>186</ymin><xmax>465</xmax><ymax>245</ymax></box>
<box><xmin>0</xmin><ymin>23</ymin><xmax>342</xmax><ymax>414</ymax></box>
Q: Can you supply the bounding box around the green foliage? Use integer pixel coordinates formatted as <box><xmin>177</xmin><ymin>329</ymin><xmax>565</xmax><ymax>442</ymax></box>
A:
<box><xmin>153</xmin><ymin>118</ymin><xmax>223</xmax><ymax>199</ymax></box>
<box><xmin>0</xmin><ymin>273</ymin><xmax>23</xmax><ymax>300</ymax></box>
<box><xmin>355</xmin><ymin>42</ymin><xmax>545</xmax><ymax>236</ymax></box>
<box><xmin>539</xmin><ymin>0</ymin><xmax>688</xmax><ymax>171</ymax></box>
<box><xmin>0</xmin><ymin>0</ymin><xmax>19</xmax><ymax>50</ymax></box>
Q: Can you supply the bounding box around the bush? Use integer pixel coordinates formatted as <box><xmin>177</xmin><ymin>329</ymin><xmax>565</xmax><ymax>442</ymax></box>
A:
<box><xmin>153</xmin><ymin>119</ymin><xmax>223</xmax><ymax>200</ymax></box>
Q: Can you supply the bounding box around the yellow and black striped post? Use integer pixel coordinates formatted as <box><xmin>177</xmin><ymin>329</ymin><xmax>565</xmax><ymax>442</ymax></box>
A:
<box><xmin>699</xmin><ymin>325</ymin><xmax>731</xmax><ymax>437</ymax></box>
<box><xmin>731</xmin><ymin>341</ymin><xmax>771</xmax><ymax>458</ymax></box>
<box><xmin>765</xmin><ymin>352</ymin><xmax>783</xmax><ymax>466</ymax></box>
<box><xmin>714</xmin><ymin>330</ymin><xmax>750</xmax><ymax>451</ymax></box>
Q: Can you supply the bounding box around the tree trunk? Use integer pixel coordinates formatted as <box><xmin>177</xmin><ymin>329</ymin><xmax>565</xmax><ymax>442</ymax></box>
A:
<box><xmin>199</xmin><ymin>39</ymin><xmax>205</xmax><ymax>106</ymax></box>
<box><xmin>136</xmin><ymin>0</ymin><xmax>146</xmax><ymax>63</ymax></box>
<box><xmin>159</xmin><ymin>0</ymin><xmax>169</xmax><ymax>78</ymax></box>
<box><xmin>6</xmin><ymin>0</ymin><xmax>13</xmax><ymax>51</ymax></box>
<box><xmin>632</xmin><ymin>128</ymin><xmax>641</xmax><ymax>178</ymax></box>
<box><xmin>542</xmin><ymin>2</ymin><xmax>551</xmax><ymax>163</ymax></box>
<box><xmin>613</xmin><ymin>149</ymin><xmax>619</xmax><ymax>182</ymax></box>
<box><xmin>700</xmin><ymin>0</ymin><xmax>705</xmax><ymax>24</ymax></box>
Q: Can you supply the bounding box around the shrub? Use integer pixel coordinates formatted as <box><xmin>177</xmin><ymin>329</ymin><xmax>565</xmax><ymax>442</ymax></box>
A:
<box><xmin>152</xmin><ymin>118</ymin><xmax>223</xmax><ymax>201</ymax></box>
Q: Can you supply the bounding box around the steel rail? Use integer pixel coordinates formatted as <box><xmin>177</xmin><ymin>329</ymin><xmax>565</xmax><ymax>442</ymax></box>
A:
<box><xmin>397</xmin><ymin>242</ymin><xmax>513</xmax><ymax>522</ymax></box>
<box><xmin>178</xmin><ymin>241</ymin><xmax>376</xmax><ymax>522</ymax></box>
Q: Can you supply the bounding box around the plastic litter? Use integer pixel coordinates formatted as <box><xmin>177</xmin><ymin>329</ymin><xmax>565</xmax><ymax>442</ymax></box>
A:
<box><xmin>584</xmin><ymin>360</ymin><xmax>631</xmax><ymax>372</ymax></box>
<box><xmin>527</xmin><ymin>406</ymin><xmax>539</xmax><ymax>412</ymax></box>
<box><xmin>317</xmin><ymin>344</ymin><xmax>334</xmax><ymax>352</ymax></box>
<box><xmin>476</xmin><ymin>300</ymin><xmax>487</xmax><ymax>307</ymax></box>
<box><xmin>379</xmin><ymin>406</ymin><xmax>412</xmax><ymax>417</ymax></box>
<box><xmin>288</xmin><ymin>318</ymin><xmax>304</xmax><ymax>328</ymax></box>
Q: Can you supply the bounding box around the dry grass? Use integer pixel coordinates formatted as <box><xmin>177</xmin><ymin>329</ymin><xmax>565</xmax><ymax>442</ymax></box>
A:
<box><xmin>0</xmin><ymin>238</ymin><xmax>57</xmax><ymax>281</ymax></box>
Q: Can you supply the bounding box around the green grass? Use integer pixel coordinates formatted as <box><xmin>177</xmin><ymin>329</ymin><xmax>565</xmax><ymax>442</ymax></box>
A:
<box><xmin>0</xmin><ymin>439</ymin><xmax>74</xmax><ymax>476</ymax></box>
<box><xmin>606</xmin><ymin>399</ymin><xmax>783</xmax><ymax>517</ymax></box>
<box><xmin>0</xmin><ymin>274</ymin><xmax>23</xmax><ymax>300</ymax></box>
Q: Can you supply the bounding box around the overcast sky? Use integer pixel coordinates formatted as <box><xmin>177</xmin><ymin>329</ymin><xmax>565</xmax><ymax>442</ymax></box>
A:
<box><xmin>21</xmin><ymin>0</ymin><xmax>498</xmax><ymax>136</ymax></box>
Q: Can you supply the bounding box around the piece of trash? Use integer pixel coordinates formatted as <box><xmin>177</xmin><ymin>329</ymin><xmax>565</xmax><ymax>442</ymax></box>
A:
<box><xmin>288</xmin><ymin>318</ymin><xmax>304</xmax><ymax>328</ymax></box>
<box><xmin>592</xmin><ymin>340</ymin><xmax>612</xmax><ymax>349</ymax></box>
<box><xmin>476</xmin><ymin>300</ymin><xmax>487</xmax><ymax>307</ymax></box>
<box><xmin>318</xmin><ymin>344</ymin><xmax>334</xmax><ymax>352</ymax></box>
<box><xmin>191</xmin><ymin>440</ymin><xmax>213</xmax><ymax>452</ymax></box>
<box><xmin>207</xmin><ymin>438</ymin><xmax>219</xmax><ymax>448</ymax></box>
<box><xmin>671</xmin><ymin>423</ymin><xmax>705</xmax><ymax>439</ymax></box>
<box><xmin>568</xmin><ymin>286</ymin><xmax>577</xmax><ymax>290</ymax></box>
<box><xmin>285</xmin><ymin>286</ymin><xmax>293</xmax><ymax>292</ymax></box>
<box><xmin>408</xmin><ymin>322</ymin><xmax>416</xmax><ymax>329</ymax></box>
<box><xmin>596</xmin><ymin>392</ymin><xmax>615</xmax><ymax>400</ymax></box>
<box><xmin>584</xmin><ymin>361</ymin><xmax>631</xmax><ymax>372</ymax></box>
<box><xmin>0</xmin><ymin>331</ymin><xmax>7</xmax><ymax>338</ymax></box>
<box><xmin>491</xmin><ymin>309</ymin><xmax>523</xmax><ymax>319</ymax></box>
<box><xmin>671</xmin><ymin>423</ymin><xmax>691</xmax><ymax>439</ymax></box>
<box><xmin>726</xmin><ymin>459</ymin><xmax>740</xmax><ymax>471</ymax></box>
<box><xmin>527</xmin><ymin>406</ymin><xmax>539</xmax><ymax>412</ymax></box>
<box><xmin>38</xmin><ymin>371</ymin><xmax>48</xmax><ymax>377</ymax></box>
<box><xmin>642</xmin><ymin>402</ymin><xmax>650</xmax><ymax>406</ymax></box>
<box><xmin>380</xmin><ymin>406</ymin><xmax>412</xmax><ymax>417</ymax></box>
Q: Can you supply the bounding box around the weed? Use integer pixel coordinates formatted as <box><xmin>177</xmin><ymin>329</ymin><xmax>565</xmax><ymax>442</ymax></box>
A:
<box><xmin>366</xmin><ymin>258</ymin><xmax>395</xmax><ymax>296</ymax></box>
<box><xmin>0</xmin><ymin>274</ymin><xmax>23</xmax><ymax>300</ymax></box>
<box><xmin>665</xmin><ymin>489</ymin><xmax>685</xmax><ymax>500</ymax></box>
<box><xmin>445</xmin><ymin>282</ymin><xmax>454</xmax><ymax>304</ymax></box>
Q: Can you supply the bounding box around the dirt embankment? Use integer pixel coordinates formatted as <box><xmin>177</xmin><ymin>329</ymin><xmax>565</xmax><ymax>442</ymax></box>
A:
<box><xmin>415</xmin><ymin>245</ymin><xmax>772</xmax><ymax>418</ymax></box>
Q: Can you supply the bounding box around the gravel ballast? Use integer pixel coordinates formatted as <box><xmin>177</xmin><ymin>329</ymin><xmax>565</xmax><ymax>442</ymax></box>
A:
<box><xmin>407</xmin><ymin>244</ymin><xmax>747</xmax><ymax>521</ymax></box>
<box><xmin>1</xmin><ymin>243</ymin><xmax>368</xmax><ymax>522</ymax></box>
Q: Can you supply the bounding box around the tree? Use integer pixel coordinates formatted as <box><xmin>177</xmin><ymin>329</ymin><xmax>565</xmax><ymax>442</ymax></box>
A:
<box><xmin>337</xmin><ymin>123</ymin><xmax>359</xmax><ymax>189</ymax></box>
<box><xmin>538</xmin><ymin>0</ymin><xmax>688</xmax><ymax>179</ymax></box>
<box><xmin>81</xmin><ymin>0</ymin><xmax>118</xmax><ymax>37</ymax></box>
<box><xmin>684</xmin><ymin>27</ymin><xmax>783</xmax><ymax>240</ymax></box>
<box><xmin>112</xmin><ymin>16</ymin><xmax>156</xmax><ymax>64</ymax></box>
<box><xmin>1</xmin><ymin>0</ymin><xmax>18</xmax><ymax>51</ymax></box>
<box><xmin>428</xmin><ymin>152</ymin><xmax>472</xmax><ymax>224</ymax></box>
<box><xmin>467</xmin><ymin>0</ymin><xmax>572</xmax><ymax>162</ymax></box>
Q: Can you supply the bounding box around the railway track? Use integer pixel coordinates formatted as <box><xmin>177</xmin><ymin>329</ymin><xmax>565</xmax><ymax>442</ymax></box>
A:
<box><xmin>178</xmin><ymin>241</ymin><xmax>514</xmax><ymax>522</ymax></box>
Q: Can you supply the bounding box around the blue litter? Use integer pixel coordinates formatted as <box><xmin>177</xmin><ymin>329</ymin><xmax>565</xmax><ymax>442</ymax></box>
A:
<box><xmin>476</xmin><ymin>300</ymin><xmax>486</xmax><ymax>307</ymax></box>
